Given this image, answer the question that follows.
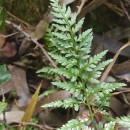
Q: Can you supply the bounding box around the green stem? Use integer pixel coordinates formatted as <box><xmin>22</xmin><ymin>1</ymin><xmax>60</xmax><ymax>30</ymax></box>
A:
<box><xmin>81</xmin><ymin>79</ymin><xmax>97</xmax><ymax>130</ymax></box>
<box><xmin>86</xmin><ymin>94</ymin><xmax>97</xmax><ymax>129</ymax></box>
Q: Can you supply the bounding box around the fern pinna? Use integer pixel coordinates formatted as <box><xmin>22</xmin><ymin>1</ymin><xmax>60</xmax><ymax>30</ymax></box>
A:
<box><xmin>37</xmin><ymin>0</ymin><xmax>126</xmax><ymax>129</ymax></box>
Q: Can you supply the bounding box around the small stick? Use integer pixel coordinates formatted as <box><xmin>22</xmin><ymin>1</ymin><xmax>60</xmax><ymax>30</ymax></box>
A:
<box><xmin>120</xmin><ymin>0</ymin><xmax>130</xmax><ymax>21</ymax></box>
<box><xmin>7</xmin><ymin>11</ymin><xmax>33</xmax><ymax>28</ymax></box>
<box><xmin>0</xmin><ymin>32</ymin><xmax>19</xmax><ymax>38</ymax></box>
<box><xmin>77</xmin><ymin>0</ymin><xmax>87</xmax><ymax>15</ymax></box>
<box><xmin>104</xmin><ymin>2</ymin><xmax>124</xmax><ymax>16</ymax></box>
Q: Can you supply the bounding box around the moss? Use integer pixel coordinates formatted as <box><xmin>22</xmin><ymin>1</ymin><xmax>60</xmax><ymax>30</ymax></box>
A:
<box><xmin>4</xmin><ymin>0</ymin><xmax>49</xmax><ymax>24</ymax></box>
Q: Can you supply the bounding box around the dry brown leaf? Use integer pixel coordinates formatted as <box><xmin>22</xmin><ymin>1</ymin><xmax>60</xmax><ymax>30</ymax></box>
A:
<box><xmin>106</xmin><ymin>27</ymin><xmax>130</xmax><ymax>40</ymax></box>
<box><xmin>39</xmin><ymin>109</ymin><xmax>70</xmax><ymax>127</ymax></box>
<box><xmin>115</xmin><ymin>72</ymin><xmax>130</xmax><ymax>82</ymax></box>
<box><xmin>21</xmin><ymin>82</ymin><xmax>42</xmax><ymax>122</ymax></box>
<box><xmin>110</xmin><ymin>96</ymin><xmax>125</xmax><ymax>116</ymax></box>
<box><xmin>8</xmin><ymin>65</ymin><xmax>31</xmax><ymax>107</ymax></box>
<box><xmin>19</xmin><ymin>18</ymin><xmax>49</xmax><ymax>55</ymax></box>
<box><xmin>0</xmin><ymin>42</ymin><xmax>17</xmax><ymax>58</ymax></box>
<box><xmin>0</xmin><ymin>111</ymin><xmax>24</xmax><ymax>124</ymax></box>
<box><xmin>34</xmin><ymin>90</ymin><xmax>70</xmax><ymax>115</ymax></box>
<box><xmin>30</xmin><ymin>20</ymin><xmax>49</xmax><ymax>40</ymax></box>
<box><xmin>112</xmin><ymin>60</ymin><xmax>130</xmax><ymax>82</ymax></box>
<box><xmin>0</xmin><ymin>79</ymin><xmax>13</xmax><ymax>95</ymax></box>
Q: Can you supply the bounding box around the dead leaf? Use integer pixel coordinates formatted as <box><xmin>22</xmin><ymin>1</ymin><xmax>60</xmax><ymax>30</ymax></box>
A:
<box><xmin>116</xmin><ymin>72</ymin><xmax>130</xmax><ymax>82</ymax></box>
<box><xmin>110</xmin><ymin>96</ymin><xmax>125</xmax><ymax>116</ymax></box>
<box><xmin>21</xmin><ymin>82</ymin><xmax>41</xmax><ymax>122</ymax></box>
<box><xmin>112</xmin><ymin>60</ymin><xmax>130</xmax><ymax>75</ymax></box>
<box><xmin>8</xmin><ymin>65</ymin><xmax>31</xmax><ymax>107</ymax></box>
<box><xmin>0</xmin><ymin>79</ymin><xmax>14</xmax><ymax>95</ymax></box>
<box><xmin>112</xmin><ymin>60</ymin><xmax>130</xmax><ymax>82</ymax></box>
<box><xmin>30</xmin><ymin>19</ymin><xmax>49</xmax><ymax>40</ymax></box>
<box><xmin>93</xmin><ymin>33</ymin><xmax>130</xmax><ymax>57</ymax></box>
<box><xmin>34</xmin><ymin>90</ymin><xmax>70</xmax><ymax>115</ymax></box>
<box><xmin>19</xmin><ymin>18</ymin><xmax>49</xmax><ymax>55</ymax></box>
<box><xmin>106</xmin><ymin>27</ymin><xmax>130</xmax><ymax>41</ymax></box>
<box><xmin>0</xmin><ymin>111</ymin><xmax>24</xmax><ymax>124</ymax></box>
<box><xmin>0</xmin><ymin>42</ymin><xmax>17</xmax><ymax>58</ymax></box>
<box><xmin>39</xmin><ymin>108</ymin><xmax>71</xmax><ymax>127</ymax></box>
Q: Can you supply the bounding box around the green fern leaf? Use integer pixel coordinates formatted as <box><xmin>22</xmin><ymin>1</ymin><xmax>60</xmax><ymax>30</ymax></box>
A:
<box><xmin>73</xmin><ymin>18</ymin><xmax>84</xmax><ymax>33</ymax></box>
<box><xmin>48</xmin><ymin>53</ymin><xmax>77</xmax><ymax>68</ymax></box>
<box><xmin>0</xmin><ymin>64</ymin><xmax>11</xmax><ymax>84</ymax></box>
<box><xmin>86</xmin><ymin>59</ymin><xmax>113</xmax><ymax>82</ymax></box>
<box><xmin>88</xmin><ymin>50</ymin><xmax>108</xmax><ymax>65</ymax></box>
<box><xmin>116</xmin><ymin>116</ymin><xmax>130</xmax><ymax>127</ymax></box>
<box><xmin>57</xmin><ymin>119</ymin><xmax>86</xmax><ymax>130</ymax></box>
<box><xmin>78</xmin><ymin>29</ymin><xmax>93</xmax><ymax>57</ymax></box>
<box><xmin>93</xmin><ymin>82</ymin><xmax>126</xmax><ymax>106</ymax></box>
<box><xmin>42</xmin><ymin>98</ymin><xmax>79</xmax><ymax>111</ymax></box>
<box><xmin>0</xmin><ymin>102</ymin><xmax>7</xmax><ymax>114</ymax></box>
<box><xmin>69</xmin><ymin>13</ymin><xmax>77</xmax><ymax>26</ymax></box>
<box><xmin>52</xmin><ymin>81</ymin><xmax>82</xmax><ymax>97</ymax></box>
<box><xmin>53</xmin><ymin>24</ymin><xmax>68</xmax><ymax>32</ymax></box>
<box><xmin>104</xmin><ymin>121</ymin><xmax>116</xmax><ymax>130</ymax></box>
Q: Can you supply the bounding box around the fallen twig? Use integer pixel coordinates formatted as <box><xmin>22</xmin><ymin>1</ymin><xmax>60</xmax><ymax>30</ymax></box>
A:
<box><xmin>7</xmin><ymin>11</ymin><xmax>32</xmax><ymax>28</ymax></box>
<box><xmin>120</xmin><ymin>0</ymin><xmax>130</xmax><ymax>21</ymax></box>
<box><xmin>104</xmin><ymin>2</ymin><xmax>124</xmax><ymax>16</ymax></box>
<box><xmin>77</xmin><ymin>0</ymin><xmax>87</xmax><ymax>15</ymax></box>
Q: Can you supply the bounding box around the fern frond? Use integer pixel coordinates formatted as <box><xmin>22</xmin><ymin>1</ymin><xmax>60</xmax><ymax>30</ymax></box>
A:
<box><xmin>78</xmin><ymin>29</ymin><xmax>93</xmax><ymax>56</ymax></box>
<box><xmin>93</xmin><ymin>82</ymin><xmax>126</xmax><ymax>106</ymax></box>
<box><xmin>57</xmin><ymin>119</ymin><xmax>86</xmax><ymax>130</ymax></box>
<box><xmin>93</xmin><ymin>59</ymin><xmax>113</xmax><ymax>72</ymax></box>
<box><xmin>48</xmin><ymin>53</ymin><xmax>77</xmax><ymax>68</ymax></box>
<box><xmin>100</xmin><ymin>82</ymin><xmax>126</xmax><ymax>93</ymax></box>
<box><xmin>37</xmin><ymin>67</ymin><xmax>54</xmax><ymax>74</ymax></box>
<box><xmin>52</xmin><ymin>32</ymin><xmax>71</xmax><ymax>40</ymax></box>
<box><xmin>42</xmin><ymin>98</ymin><xmax>79</xmax><ymax>111</ymax></box>
<box><xmin>116</xmin><ymin>116</ymin><xmax>130</xmax><ymax>127</ymax></box>
<box><xmin>0</xmin><ymin>64</ymin><xmax>11</xmax><ymax>84</ymax></box>
<box><xmin>73</xmin><ymin>18</ymin><xmax>84</xmax><ymax>33</ymax></box>
<box><xmin>86</xmin><ymin>59</ymin><xmax>113</xmax><ymax>83</ymax></box>
<box><xmin>53</xmin><ymin>24</ymin><xmax>68</xmax><ymax>32</ymax></box>
<box><xmin>37</xmin><ymin>67</ymin><xmax>79</xmax><ymax>81</ymax></box>
<box><xmin>50</xmin><ymin>0</ymin><xmax>71</xmax><ymax>24</ymax></box>
<box><xmin>82</xmin><ymin>50</ymin><xmax>107</xmax><ymax>73</ymax></box>
<box><xmin>69</xmin><ymin>12</ymin><xmax>77</xmax><ymax>26</ymax></box>
<box><xmin>52</xmin><ymin>81</ymin><xmax>82</xmax><ymax>97</ymax></box>
<box><xmin>104</xmin><ymin>121</ymin><xmax>116</xmax><ymax>130</ymax></box>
